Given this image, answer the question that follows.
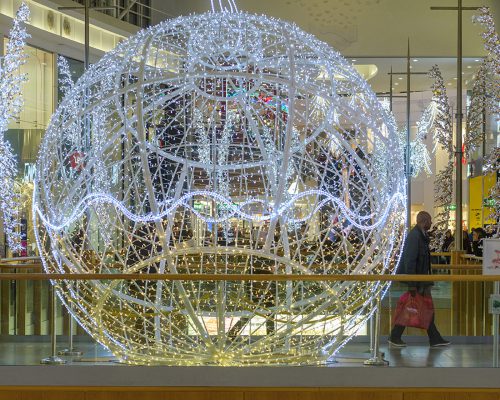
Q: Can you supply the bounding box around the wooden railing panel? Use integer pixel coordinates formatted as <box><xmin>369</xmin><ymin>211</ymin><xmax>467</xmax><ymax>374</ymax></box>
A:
<box><xmin>0</xmin><ymin>387</ymin><xmax>498</xmax><ymax>400</ymax></box>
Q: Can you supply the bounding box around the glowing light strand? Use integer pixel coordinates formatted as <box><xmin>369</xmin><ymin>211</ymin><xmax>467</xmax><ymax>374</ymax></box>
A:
<box><xmin>35</xmin><ymin>189</ymin><xmax>404</xmax><ymax>231</ymax></box>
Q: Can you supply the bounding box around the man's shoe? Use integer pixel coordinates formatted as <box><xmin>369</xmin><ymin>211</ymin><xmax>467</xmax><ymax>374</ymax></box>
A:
<box><xmin>388</xmin><ymin>338</ymin><xmax>406</xmax><ymax>347</ymax></box>
<box><xmin>430</xmin><ymin>340</ymin><xmax>451</xmax><ymax>347</ymax></box>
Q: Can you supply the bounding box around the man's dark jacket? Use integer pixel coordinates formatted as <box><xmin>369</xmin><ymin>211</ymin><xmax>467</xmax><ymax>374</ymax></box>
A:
<box><xmin>397</xmin><ymin>225</ymin><xmax>433</xmax><ymax>288</ymax></box>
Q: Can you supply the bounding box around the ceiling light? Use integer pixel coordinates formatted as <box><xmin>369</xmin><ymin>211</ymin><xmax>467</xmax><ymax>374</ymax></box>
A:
<box><xmin>474</xmin><ymin>59</ymin><xmax>480</xmax><ymax>62</ymax></box>
<box><xmin>447</xmin><ymin>82</ymin><xmax>452</xmax><ymax>85</ymax></box>
<box><xmin>395</xmin><ymin>82</ymin><xmax>399</xmax><ymax>85</ymax></box>
<box><xmin>398</xmin><ymin>77</ymin><xmax>403</xmax><ymax>80</ymax></box>
<box><xmin>412</xmin><ymin>59</ymin><xmax>418</xmax><ymax>62</ymax></box>
<box><xmin>467</xmin><ymin>65</ymin><xmax>472</xmax><ymax>69</ymax></box>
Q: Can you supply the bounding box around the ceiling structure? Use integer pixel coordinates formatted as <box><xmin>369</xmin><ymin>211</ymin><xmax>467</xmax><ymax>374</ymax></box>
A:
<box><xmin>153</xmin><ymin>0</ymin><xmax>499</xmax><ymax>93</ymax></box>
<box><xmin>155</xmin><ymin>0</ymin><xmax>499</xmax><ymax>57</ymax></box>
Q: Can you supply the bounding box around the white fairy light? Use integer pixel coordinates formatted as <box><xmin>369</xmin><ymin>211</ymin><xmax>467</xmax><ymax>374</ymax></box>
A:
<box><xmin>34</xmin><ymin>9</ymin><xmax>405</xmax><ymax>366</ymax></box>
<box><xmin>0</xmin><ymin>2</ymin><xmax>30</xmax><ymax>253</ymax></box>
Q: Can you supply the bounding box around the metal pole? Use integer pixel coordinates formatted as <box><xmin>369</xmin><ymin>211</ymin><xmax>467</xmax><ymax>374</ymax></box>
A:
<box><xmin>84</xmin><ymin>0</ymin><xmax>90</xmax><ymax>70</ymax></box>
<box><xmin>492</xmin><ymin>280</ymin><xmax>499</xmax><ymax>367</ymax></box>
<box><xmin>389</xmin><ymin>66</ymin><xmax>393</xmax><ymax>112</ymax></box>
<box><xmin>58</xmin><ymin>302</ymin><xmax>83</xmax><ymax>356</ymax></box>
<box><xmin>41</xmin><ymin>286</ymin><xmax>66</xmax><ymax>364</ymax></box>
<box><xmin>406</xmin><ymin>39</ymin><xmax>412</xmax><ymax>231</ymax></box>
<box><xmin>369</xmin><ymin>299</ymin><xmax>375</xmax><ymax>353</ymax></box>
<box><xmin>364</xmin><ymin>294</ymin><xmax>389</xmax><ymax>366</ymax></box>
<box><xmin>455</xmin><ymin>0</ymin><xmax>463</xmax><ymax>249</ymax></box>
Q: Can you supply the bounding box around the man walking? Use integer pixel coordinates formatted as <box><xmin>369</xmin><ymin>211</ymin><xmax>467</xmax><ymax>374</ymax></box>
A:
<box><xmin>388</xmin><ymin>211</ymin><xmax>450</xmax><ymax>347</ymax></box>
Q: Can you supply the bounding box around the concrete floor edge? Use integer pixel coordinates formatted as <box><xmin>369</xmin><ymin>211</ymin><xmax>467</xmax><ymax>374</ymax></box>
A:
<box><xmin>0</xmin><ymin>366</ymin><xmax>499</xmax><ymax>388</ymax></box>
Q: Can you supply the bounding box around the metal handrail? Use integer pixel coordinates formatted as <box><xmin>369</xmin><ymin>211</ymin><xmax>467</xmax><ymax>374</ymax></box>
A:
<box><xmin>0</xmin><ymin>257</ymin><xmax>41</xmax><ymax>263</ymax></box>
<box><xmin>0</xmin><ymin>263</ymin><xmax>43</xmax><ymax>269</ymax></box>
<box><xmin>0</xmin><ymin>263</ymin><xmax>482</xmax><ymax>270</ymax></box>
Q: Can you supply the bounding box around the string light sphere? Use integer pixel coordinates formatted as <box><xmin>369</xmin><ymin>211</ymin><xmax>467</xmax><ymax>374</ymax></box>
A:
<box><xmin>34</xmin><ymin>10</ymin><xmax>405</xmax><ymax>365</ymax></box>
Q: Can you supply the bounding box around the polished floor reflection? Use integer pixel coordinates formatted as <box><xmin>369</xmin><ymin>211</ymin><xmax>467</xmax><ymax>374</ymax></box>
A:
<box><xmin>0</xmin><ymin>338</ymin><xmax>497</xmax><ymax>368</ymax></box>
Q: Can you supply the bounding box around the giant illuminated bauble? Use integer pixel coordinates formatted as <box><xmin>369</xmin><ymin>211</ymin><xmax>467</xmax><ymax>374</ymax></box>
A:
<box><xmin>34</xmin><ymin>10</ymin><xmax>406</xmax><ymax>366</ymax></box>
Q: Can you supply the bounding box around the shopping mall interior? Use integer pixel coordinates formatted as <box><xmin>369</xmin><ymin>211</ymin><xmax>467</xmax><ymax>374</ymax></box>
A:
<box><xmin>0</xmin><ymin>0</ymin><xmax>499</xmax><ymax>398</ymax></box>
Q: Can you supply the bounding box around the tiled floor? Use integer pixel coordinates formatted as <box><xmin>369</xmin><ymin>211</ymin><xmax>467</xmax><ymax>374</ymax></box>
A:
<box><xmin>0</xmin><ymin>338</ymin><xmax>497</xmax><ymax>368</ymax></box>
<box><xmin>336</xmin><ymin>342</ymin><xmax>498</xmax><ymax>368</ymax></box>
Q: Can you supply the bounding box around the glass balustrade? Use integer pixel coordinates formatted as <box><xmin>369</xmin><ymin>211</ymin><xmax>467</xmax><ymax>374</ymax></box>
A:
<box><xmin>0</xmin><ymin>252</ymin><xmax>498</xmax><ymax>367</ymax></box>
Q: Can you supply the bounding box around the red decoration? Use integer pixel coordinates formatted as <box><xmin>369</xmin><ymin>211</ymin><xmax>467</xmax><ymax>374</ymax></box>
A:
<box><xmin>68</xmin><ymin>151</ymin><xmax>85</xmax><ymax>171</ymax></box>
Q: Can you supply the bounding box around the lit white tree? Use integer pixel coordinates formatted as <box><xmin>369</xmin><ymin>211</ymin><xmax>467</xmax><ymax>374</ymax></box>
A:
<box><xmin>411</xmin><ymin>100</ymin><xmax>437</xmax><ymax>178</ymax></box>
<box><xmin>464</xmin><ymin>61</ymin><xmax>498</xmax><ymax>158</ymax></box>
<box><xmin>428</xmin><ymin>65</ymin><xmax>454</xmax><ymax>251</ymax></box>
<box><xmin>472</xmin><ymin>7</ymin><xmax>500</xmax><ymax>236</ymax></box>
<box><xmin>483</xmin><ymin>148</ymin><xmax>500</xmax><ymax>237</ymax></box>
<box><xmin>57</xmin><ymin>55</ymin><xmax>74</xmax><ymax>96</ymax></box>
<box><xmin>473</xmin><ymin>7</ymin><xmax>500</xmax><ymax>76</ymax></box>
<box><xmin>0</xmin><ymin>2</ymin><xmax>30</xmax><ymax>253</ymax></box>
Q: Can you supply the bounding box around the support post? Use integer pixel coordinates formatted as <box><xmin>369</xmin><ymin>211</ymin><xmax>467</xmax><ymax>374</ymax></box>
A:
<box><xmin>58</xmin><ymin>302</ymin><xmax>83</xmax><ymax>357</ymax></box>
<box><xmin>389</xmin><ymin>66</ymin><xmax>393</xmax><ymax>112</ymax></box>
<box><xmin>84</xmin><ymin>0</ymin><xmax>90</xmax><ymax>70</ymax></box>
<box><xmin>364</xmin><ymin>294</ymin><xmax>389</xmax><ymax>366</ymax></box>
<box><xmin>41</xmin><ymin>286</ymin><xmax>66</xmax><ymax>365</ymax></box>
<box><xmin>455</xmin><ymin>0</ymin><xmax>463</xmax><ymax>250</ymax></box>
<box><xmin>406</xmin><ymin>39</ymin><xmax>411</xmax><ymax>231</ymax></box>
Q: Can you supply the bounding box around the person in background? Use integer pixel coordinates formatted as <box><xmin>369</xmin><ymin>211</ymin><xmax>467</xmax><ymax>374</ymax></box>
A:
<box><xmin>463</xmin><ymin>228</ymin><xmax>472</xmax><ymax>254</ymax></box>
<box><xmin>442</xmin><ymin>230</ymin><xmax>454</xmax><ymax>252</ymax></box>
<box><xmin>389</xmin><ymin>211</ymin><xmax>450</xmax><ymax>348</ymax></box>
<box><xmin>472</xmin><ymin>227</ymin><xmax>486</xmax><ymax>257</ymax></box>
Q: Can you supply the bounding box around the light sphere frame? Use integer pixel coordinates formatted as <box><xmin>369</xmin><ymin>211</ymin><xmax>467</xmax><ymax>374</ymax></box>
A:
<box><xmin>34</xmin><ymin>10</ymin><xmax>406</xmax><ymax>366</ymax></box>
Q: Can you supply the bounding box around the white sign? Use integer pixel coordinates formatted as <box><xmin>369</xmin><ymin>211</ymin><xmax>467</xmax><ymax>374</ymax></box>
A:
<box><xmin>489</xmin><ymin>294</ymin><xmax>500</xmax><ymax>315</ymax></box>
<box><xmin>483</xmin><ymin>238</ymin><xmax>500</xmax><ymax>275</ymax></box>
<box><xmin>23</xmin><ymin>163</ymin><xmax>36</xmax><ymax>183</ymax></box>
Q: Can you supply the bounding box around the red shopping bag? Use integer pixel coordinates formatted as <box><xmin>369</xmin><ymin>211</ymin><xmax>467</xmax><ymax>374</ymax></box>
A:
<box><xmin>392</xmin><ymin>291</ymin><xmax>434</xmax><ymax>329</ymax></box>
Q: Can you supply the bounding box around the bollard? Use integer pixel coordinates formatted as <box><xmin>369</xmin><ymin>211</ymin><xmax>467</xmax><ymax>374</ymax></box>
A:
<box><xmin>364</xmin><ymin>293</ymin><xmax>389</xmax><ymax>366</ymax></box>
<box><xmin>41</xmin><ymin>286</ymin><xmax>67</xmax><ymax>365</ymax></box>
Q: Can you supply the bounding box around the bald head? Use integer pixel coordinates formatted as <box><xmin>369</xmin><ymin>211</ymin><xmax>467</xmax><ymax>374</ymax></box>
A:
<box><xmin>416</xmin><ymin>211</ymin><xmax>432</xmax><ymax>231</ymax></box>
